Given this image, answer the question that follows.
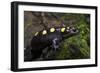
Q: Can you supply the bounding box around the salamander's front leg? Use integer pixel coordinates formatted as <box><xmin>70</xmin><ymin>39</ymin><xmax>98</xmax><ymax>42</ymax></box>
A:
<box><xmin>51</xmin><ymin>38</ymin><xmax>61</xmax><ymax>51</ymax></box>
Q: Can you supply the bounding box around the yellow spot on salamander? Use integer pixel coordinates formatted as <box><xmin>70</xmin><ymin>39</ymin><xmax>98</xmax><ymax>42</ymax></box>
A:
<box><xmin>42</xmin><ymin>30</ymin><xmax>47</xmax><ymax>35</ymax></box>
<box><xmin>50</xmin><ymin>28</ymin><xmax>55</xmax><ymax>32</ymax></box>
<box><xmin>61</xmin><ymin>28</ymin><xmax>66</xmax><ymax>32</ymax></box>
<box><xmin>35</xmin><ymin>32</ymin><xmax>39</xmax><ymax>36</ymax></box>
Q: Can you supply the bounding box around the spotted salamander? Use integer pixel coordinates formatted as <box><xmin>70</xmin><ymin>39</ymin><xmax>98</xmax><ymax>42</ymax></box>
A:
<box><xmin>30</xmin><ymin>26</ymin><xmax>79</xmax><ymax>60</ymax></box>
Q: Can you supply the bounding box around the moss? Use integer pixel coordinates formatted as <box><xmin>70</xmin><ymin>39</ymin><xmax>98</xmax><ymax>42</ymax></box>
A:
<box><xmin>55</xmin><ymin>14</ymin><xmax>90</xmax><ymax>59</ymax></box>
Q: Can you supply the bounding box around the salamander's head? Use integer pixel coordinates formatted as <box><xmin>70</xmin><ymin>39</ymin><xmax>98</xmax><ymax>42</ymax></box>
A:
<box><xmin>60</xmin><ymin>26</ymin><xmax>79</xmax><ymax>38</ymax></box>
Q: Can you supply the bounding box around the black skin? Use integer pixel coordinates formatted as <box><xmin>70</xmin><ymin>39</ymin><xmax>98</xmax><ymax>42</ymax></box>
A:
<box><xmin>30</xmin><ymin>27</ymin><xmax>79</xmax><ymax>60</ymax></box>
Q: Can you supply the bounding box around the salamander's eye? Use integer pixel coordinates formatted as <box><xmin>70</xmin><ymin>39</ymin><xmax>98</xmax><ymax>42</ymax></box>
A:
<box><xmin>61</xmin><ymin>28</ymin><xmax>66</xmax><ymax>32</ymax></box>
<box><xmin>50</xmin><ymin>28</ymin><xmax>55</xmax><ymax>32</ymax></box>
<box><xmin>42</xmin><ymin>30</ymin><xmax>47</xmax><ymax>35</ymax></box>
<box><xmin>35</xmin><ymin>32</ymin><xmax>39</xmax><ymax>36</ymax></box>
<box><xmin>72</xmin><ymin>27</ymin><xmax>77</xmax><ymax>32</ymax></box>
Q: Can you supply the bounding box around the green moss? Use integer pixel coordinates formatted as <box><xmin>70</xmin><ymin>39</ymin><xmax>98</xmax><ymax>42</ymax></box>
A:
<box><xmin>55</xmin><ymin>14</ymin><xmax>90</xmax><ymax>59</ymax></box>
